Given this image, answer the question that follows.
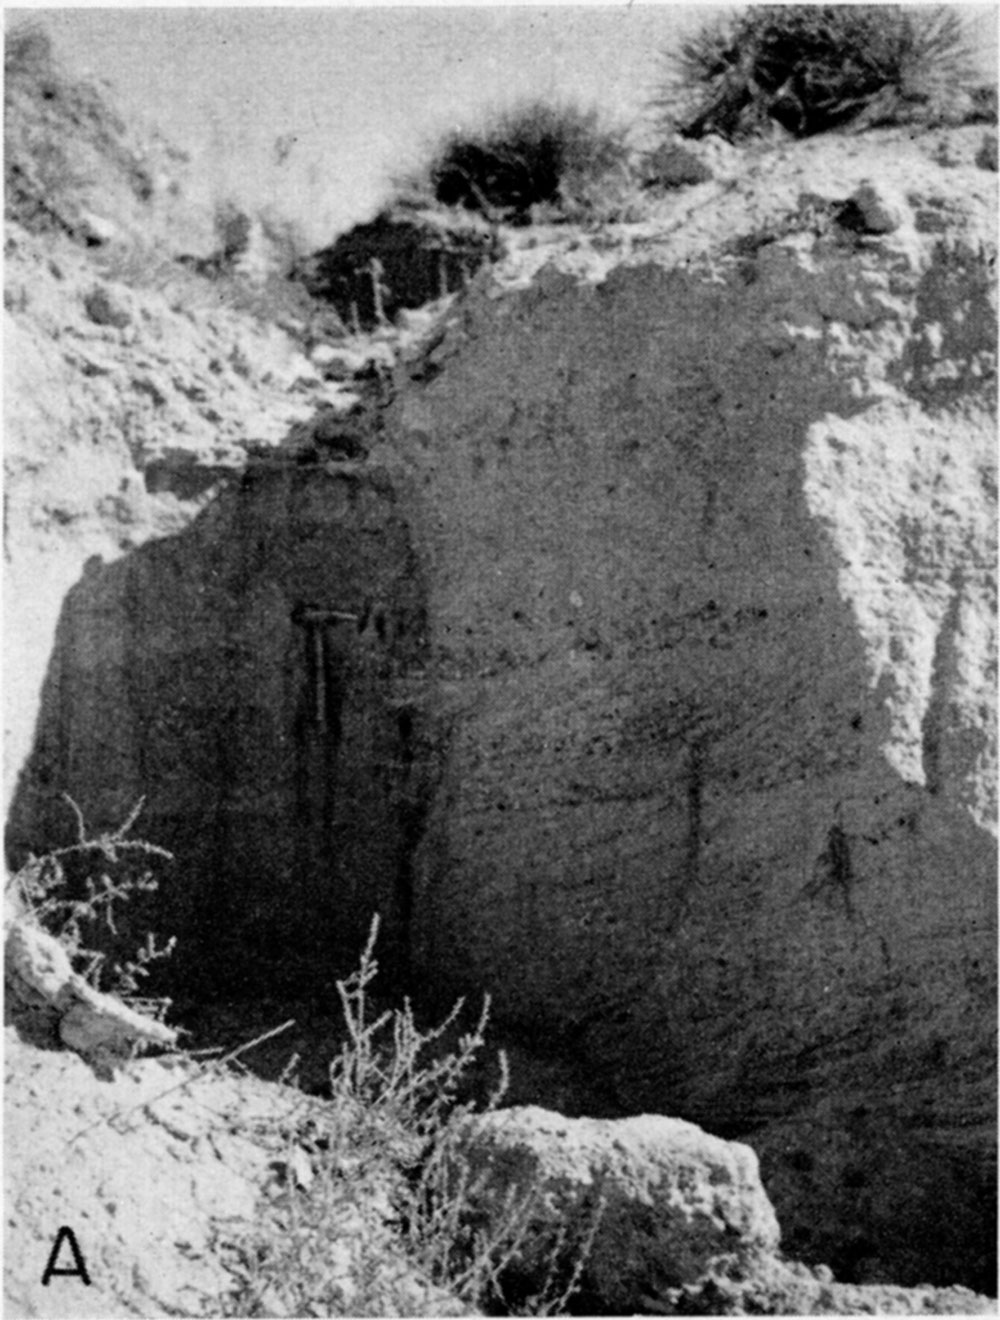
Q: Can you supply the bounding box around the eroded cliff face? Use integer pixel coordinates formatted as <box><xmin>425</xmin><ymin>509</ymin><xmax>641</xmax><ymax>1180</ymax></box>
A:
<box><xmin>383</xmin><ymin>146</ymin><xmax>996</xmax><ymax>1287</ymax></box>
<box><xmin>6</xmin><ymin>455</ymin><xmax>432</xmax><ymax>996</ymax></box>
<box><xmin>2</xmin><ymin>223</ymin><xmax>352</xmax><ymax>818</ymax></box>
<box><xmin>6</xmin><ymin>128</ymin><xmax>996</xmax><ymax>1291</ymax></box>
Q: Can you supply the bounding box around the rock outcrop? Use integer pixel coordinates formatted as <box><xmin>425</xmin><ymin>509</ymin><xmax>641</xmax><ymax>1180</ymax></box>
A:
<box><xmin>294</xmin><ymin>206</ymin><xmax>498</xmax><ymax>331</ymax></box>
<box><xmin>5</xmin><ymin>912</ymin><xmax>178</xmax><ymax>1075</ymax></box>
<box><xmin>2</xmin><ymin>221</ymin><xmax>353</xmax><ymax>819</ymax></box>
<box><xmin>4</xmin><ymin>24</ymin><xmax>209</xmax><ymax>256</ymax></box>
<box><xmin>455</xmin><ymin>1105</ymin><xmax>780</xmax><ymax>1312</ymax></box>
<box><xmin>5</xmin><ymin>447</ymin><xmax>431</xmax><ymax>998</ymax></box>
<box><xmin>454</xmin><ymin>1105</ymin><xmax>995</xmax><ymax>1315</ymax></box>
<box><xmin>6</xmin><ymin>124</ymin><xmax>996</xmax><ymax>1292</ymax></box>
<box><xmin>381</xmin><ymin>135</ymin><xmax>997</xmax><ymax>1289</ymax></box>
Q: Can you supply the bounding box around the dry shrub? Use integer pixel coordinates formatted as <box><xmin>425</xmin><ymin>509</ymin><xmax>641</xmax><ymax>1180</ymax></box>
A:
<box><xmin>220</xmin><ymin>916</ymin><xmax>598</xmax><ymax>1316</ymax></box>
<box><xmin>9</xmin><ymin>793</ymin><xmax>176</xmax><ymax>1003</ymax></box>
<box><xmin>424</xmin><ymin>99</ymin><xmax>634</xmax><ymax>225</ymax></box>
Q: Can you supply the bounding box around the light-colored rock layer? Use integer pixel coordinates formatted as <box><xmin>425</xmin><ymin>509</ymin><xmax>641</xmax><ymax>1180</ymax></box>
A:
<box><xmin>5</xmin><ymin>912</ymin><xmax>178</xmax><ymax>1075</ymax></box>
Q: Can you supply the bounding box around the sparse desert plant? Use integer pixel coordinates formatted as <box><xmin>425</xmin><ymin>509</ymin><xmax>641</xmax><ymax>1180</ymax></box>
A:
<box><xmin>9</xmin><ymin>793</ymin><xmax>176</xmax><ymax>1005</ymax></box>
<box><xmin>220</xmin><ymin>915</ymin><xmax>598</xmax><ymax>1317</ymax></box>
<box><xmin>423</xmin><ymin>99</ymin><xmax>634</xmax><ymax>225</ymax></box>
<box><xmin>656</xmin><ymin>5</ymin><xmax>982</xmax><ymax>142</ymax></box>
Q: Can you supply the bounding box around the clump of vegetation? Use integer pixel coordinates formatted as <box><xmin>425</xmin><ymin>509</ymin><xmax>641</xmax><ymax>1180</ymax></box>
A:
<box><xmin>422</xmin><ymin>99</ymin><xmax>634</xmax><ymax>225</ymax></box>
<box><xmin>657</xmin><ymin>5</ymin><xmax>983</xmax><ymax>142</ymax></box>
<box><xmin>11</xmin><ymin>807</ymin><xmax>600</xmax><ymax>1311</ymax></box>
<box><xmin>220</xmin><ymin>915</ymin><xmax>598</xmax><ymax>1316</ymax></box>
<box><xmin>4</xmin><ymin>21</ymin><xmax>55</xmax><ymax>82</ymax></box>
<box><xmin>9</xmin><ymin>793</ymin><xmax>176</xmax><ymax>1005</ymax></box>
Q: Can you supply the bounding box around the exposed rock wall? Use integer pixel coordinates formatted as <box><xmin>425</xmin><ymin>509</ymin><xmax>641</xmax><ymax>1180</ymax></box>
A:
<box><xmin>7</xmin><ymin>130</ymin><xmax>996</xmax><ymax>1290</ymax></box>
<box><xmin>7</xmin><ymin>457</ymin><xmax>431</xmax><ymax>995</ymax></box>
<box><xmin>295</xmin><ymin>208</ymin><xmax>497</xmax><ymax>331</ymax></box>
<box><xmin>384</xmin><ymin>179</ymin><xmax>996</xmax><ymax>1286</ymax></box>
<box><xmin>3</xmin><ymin>224</ymin><xmax>347</xmax><ymax>818</ymax></box>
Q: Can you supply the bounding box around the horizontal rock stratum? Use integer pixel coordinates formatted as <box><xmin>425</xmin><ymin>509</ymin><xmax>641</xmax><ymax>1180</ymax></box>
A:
<box><xmin>6</xmin><ymin>128</ymin><xmax>996</xmax><ymax>1292</ymax></box>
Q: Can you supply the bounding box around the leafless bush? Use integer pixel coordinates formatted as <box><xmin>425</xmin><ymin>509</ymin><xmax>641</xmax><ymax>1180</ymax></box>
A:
<box><xmin>10</xmin><ymin>793</ymin><xmax>176</xmax><ymax>1004</ymax></box>
<box><xmin>220</xmin><ymin>916</ymin><xmax>599</xmax><ymax>1316</ymax></box>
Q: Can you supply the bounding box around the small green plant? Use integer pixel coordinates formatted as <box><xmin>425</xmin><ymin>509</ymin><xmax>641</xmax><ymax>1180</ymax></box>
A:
<box><xmin>656</xmin><ymin>5</ymin><xmax>981</xmax><ymax>142</ymax></box>
<box><xmin>10</xmin><ymin>793</ymin><xmax>176</xmax><ymax>1003</ymax></box>
<box><xmin>220</xmin><ymin>916</ymin><xmax>599</xmax><ymax>1316</ymax></box>
<box><xmin>423</xmin><ymin>99</ymin><xmax>634</xmax><ymax>225</ymax></box>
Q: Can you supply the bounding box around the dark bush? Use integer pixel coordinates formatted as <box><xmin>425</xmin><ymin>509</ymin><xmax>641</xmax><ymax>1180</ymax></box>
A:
<box><xmin>4</xmin><ymin>22</ymin><xmax>54</xmax><ymax>83</ymax></box>
<box><xmin>426</xmin><ymin>99</ymin><xmax>631</xmax><ymax>224</ymax></box>
<box><xmin>657</xmin><ymin>5</ymin><xmax>981</xmax><ymax>142</ymax></box>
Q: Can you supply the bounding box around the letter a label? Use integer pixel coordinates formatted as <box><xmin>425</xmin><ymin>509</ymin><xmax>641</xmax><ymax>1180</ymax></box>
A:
<box><xmin>41</xmin><ymin>1226</ymin><xmax>91</xmax><ymax>1286</ymax></box>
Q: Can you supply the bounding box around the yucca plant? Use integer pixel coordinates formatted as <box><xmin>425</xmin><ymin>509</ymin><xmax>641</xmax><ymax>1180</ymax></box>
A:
<box><xmin>656</xmin><ymin>5</ymin><xmax>980</xmax><ymax>141</ymax></box>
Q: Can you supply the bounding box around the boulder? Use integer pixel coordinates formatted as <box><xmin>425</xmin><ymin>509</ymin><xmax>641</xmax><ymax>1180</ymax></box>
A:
<box><xmin>77</xmin><ymin>209</ymin><xmax>119</xmax><ymax>247</ymax></box>
<box><xmin>976</xmin><ymin>134</ymin><xmax>998</xmax><ymax>172</ymax></box>
<box><xmin>5</xmin><ymin>912</ymin><xmax>177</xmax><ymax>1076</ymax></box>
<box><xmin>839</xmin><ymin>179</ymin><xmax>911</xmax><ymax>234</ymax></box>
<box><xmin>453</xmin><ymin>1106</ymin><xmax>779</xmax><ymax>1312</ymax></box>
<box><xmin>311</xmin><ymin>339</ymin><xmax>395</xmax><ymax>381</ymax></box>
<box><xmin>451</xmin><ymin>1106</ymin><xmax>998</xmax><ymax>1314</ymax></box>
<box><xmin>641</xmin><ymin>140</ymin><xmax>714</xmax><ymax>191</ymax></box>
